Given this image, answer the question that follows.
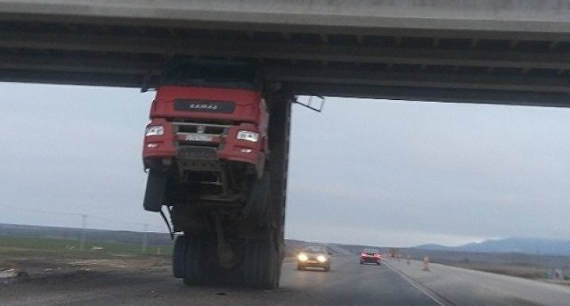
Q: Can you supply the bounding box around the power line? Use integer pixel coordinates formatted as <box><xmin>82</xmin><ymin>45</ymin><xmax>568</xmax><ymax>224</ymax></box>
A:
<box><xmin>142</xmin><ymin>223</ymin><xmax>148</xmax><ymax>253</ymax></box>
<box><xmin>80</xmin><ymin>214</ymin><xmax>87</xmax><ymax>251</ymax></box>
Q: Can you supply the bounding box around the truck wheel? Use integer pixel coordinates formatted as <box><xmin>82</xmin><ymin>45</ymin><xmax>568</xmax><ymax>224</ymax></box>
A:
<box><xmin>242</xmin><ymin>233</ymin><xmax>279</xmax><ymax>289</ymax></box>
<box><xmin>238</xmin><ymin>92</ymin><xmax>291</xmax><ymax>289</ymax></box>
<box><xmin>143</xmin><ymin>169</ymin><xmax>167</xmax><ymax>212</ymax></box>
<box><xmin>265</xmin><ymin>93</ymin><xmax>292</xmax><ymax>289</ymax></box>
<box><xmin>243</xmin><ymin>172</ymin><xmax>271</xmax><ymax>225</ymax></box>
<box><xmin>173</xmin><ymin>235</ymin><xmax>186</xmax><ymax>278</ymax></box>
<box><xmin>183</xmin><ymin>236</ymin><xmax>208</xmax><ymax>286</ymax></box>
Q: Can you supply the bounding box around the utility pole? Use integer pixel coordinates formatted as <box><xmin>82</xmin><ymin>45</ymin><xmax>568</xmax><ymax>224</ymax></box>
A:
<box><xmin>79</xmin><ymin>214</ymin><xmax>87</xmax><ymax>251</ymax></box>
<box><xmin>142</xmin><ymin>223</ymin><xmax>148</xmax><ymax>254</ymax></box>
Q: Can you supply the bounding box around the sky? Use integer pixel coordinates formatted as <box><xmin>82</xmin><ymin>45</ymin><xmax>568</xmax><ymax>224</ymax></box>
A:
<box><xmin>1</xmin><ymin>82</ymin><xmax>569</xmax><ymax>247</ymax></box>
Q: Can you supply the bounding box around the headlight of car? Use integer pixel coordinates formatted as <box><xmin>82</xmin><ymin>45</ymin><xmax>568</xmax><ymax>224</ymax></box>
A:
<box><xmin>297</xmin><ymin>253</ymin><xmax>308</xmax><ymax>262</ymax></box>
<box><xmin>236</xmin><ymin>130</ymin><xmax>259</xmax><ymax>142</ymax></box>
<box><xmin>317</xmin><ymin>255</ymin><xmax>327</xmax><ymax>263</ymax></box>
<box><xmin>145</xmin><ymin>125</ymin><xmax>164</xmax><ymax>136</ymax></box>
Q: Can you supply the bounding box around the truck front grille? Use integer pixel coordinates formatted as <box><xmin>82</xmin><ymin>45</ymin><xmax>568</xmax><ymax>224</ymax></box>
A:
<box><xmin>172</xmin><ymin>122</ymin><xmax>229</xmax><ymax>148</ymax></box>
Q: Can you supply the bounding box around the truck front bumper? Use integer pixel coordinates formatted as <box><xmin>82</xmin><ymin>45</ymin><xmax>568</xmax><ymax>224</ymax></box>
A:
<box><xmin>142</xmin><ymin>119</ymin><xmax>265</xmax><ymax>171</ymax></box>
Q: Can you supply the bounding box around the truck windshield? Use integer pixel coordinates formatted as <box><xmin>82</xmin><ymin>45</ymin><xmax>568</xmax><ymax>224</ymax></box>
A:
<box><xmin>161</xmin><ymin>60</ymin><xmax>258</xmax><ymax>89</ymax></box>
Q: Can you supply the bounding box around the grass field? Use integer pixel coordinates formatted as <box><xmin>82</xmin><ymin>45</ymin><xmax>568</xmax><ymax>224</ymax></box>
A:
<box><xmin>453</xmin><ymin>262</ymin><xmax>549</xmax><ymax>279</ymax></box>
<box><xmin>422</xmin><ymin>255</ymin><xmax>570</xmax><ymax>282</ymax></box>
<box><xmin>0</xmin><ymin>235</ymin><xmax>171</xmax><ymax>260</ymax></box>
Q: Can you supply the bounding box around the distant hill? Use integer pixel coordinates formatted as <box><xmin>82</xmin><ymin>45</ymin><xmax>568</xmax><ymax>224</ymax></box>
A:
<box><xmin>326</xmin><ymin>243</ymin><xmax>386</xmax><ymax>255</ymax></box>
<box><xmin>417</xmin><ymin>237</ymin><xmax>570</xmax><ymax>256</ymax></box>
<box><xmin>0</xmin><ymin>223</ymin><xmax>343</xmax><ymax>256</ymax></box>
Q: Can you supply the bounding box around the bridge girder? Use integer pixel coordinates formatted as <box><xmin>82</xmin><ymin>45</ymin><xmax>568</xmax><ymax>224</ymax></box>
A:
<box><xmin>0</xmin><ymin>0</ymin><xmax>569</xmax><ymax>106</ymax></box>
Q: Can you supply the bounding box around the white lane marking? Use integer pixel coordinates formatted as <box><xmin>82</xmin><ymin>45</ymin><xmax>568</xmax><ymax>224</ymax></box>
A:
<box><xmin>384</xmin><ymin>261</ymin><xmax>450</xmax><ymax>306</ymax></box>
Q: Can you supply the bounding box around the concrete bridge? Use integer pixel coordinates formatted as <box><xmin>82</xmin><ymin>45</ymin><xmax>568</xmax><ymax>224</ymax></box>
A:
<box><xmin>1</xmin><ymin>0</ymin><xmax>569</xmax><ymax>106</ymax></box>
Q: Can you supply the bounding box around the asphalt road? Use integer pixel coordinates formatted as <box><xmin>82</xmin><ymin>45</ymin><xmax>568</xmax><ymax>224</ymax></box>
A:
<box><xmin>0</xmin><ymin>256</ymin><xmax>439</xmax><ymax>306</ymax></box>
<box><xmin>387</xmin><ymin>258</ymin><xmax>570</xmax><ymax>306</ymax></box>
<box><xmin>3</xmin><ymin>255</ymin><xmax>569</xmax><ymax>305</ymax></box>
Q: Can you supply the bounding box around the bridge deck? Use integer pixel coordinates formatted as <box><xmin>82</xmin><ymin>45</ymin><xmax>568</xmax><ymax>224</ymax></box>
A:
<box><xmin>0</xmin><ymin>0</ymin><xmax>569</xmax><ymax>106</ymax></box>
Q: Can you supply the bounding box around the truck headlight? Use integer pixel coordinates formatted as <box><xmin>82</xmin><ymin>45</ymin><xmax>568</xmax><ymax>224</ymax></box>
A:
<box><xmin>237</xmin><ymin>130</ymin><xmax>259</xmax><ymax>142</ymax></box>
<box><xmin>145</xmin><ymin>125</ymin><xmax>164</xmax><ymax>136</ymax></box>
<box><xmin>317</xmin><ymin>255</ymin><xmax>327</xmax><ymax>263</ymax></box>
<box><xmin>297</xmin><ymin>253</ymin><xmax>308</xmax><ymax>262</ymax></box>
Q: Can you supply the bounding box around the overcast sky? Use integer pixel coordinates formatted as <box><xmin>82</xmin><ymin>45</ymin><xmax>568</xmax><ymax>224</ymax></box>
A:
<box><xmin>1</xmin><ymin>82</ymin><xmax>569</xmax><ymax>247</ymax></box>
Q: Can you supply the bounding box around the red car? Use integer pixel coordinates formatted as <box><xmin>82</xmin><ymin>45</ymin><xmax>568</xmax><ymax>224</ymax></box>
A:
<box><xmin>360</xmin><ymin>248</ymin><xmax>382</xmax><ymax>265</ymax></box>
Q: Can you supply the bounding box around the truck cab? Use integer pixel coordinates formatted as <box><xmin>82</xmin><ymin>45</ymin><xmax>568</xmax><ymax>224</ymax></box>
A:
<box><xmin>143</xmin><ymin>85</ymin><xmax>269</xmax><ymax>179</ymax></box>
<box><xmin>142</xmin><ymin>61</ymin><xmax>268</xmax><ymax>211</ymax></box>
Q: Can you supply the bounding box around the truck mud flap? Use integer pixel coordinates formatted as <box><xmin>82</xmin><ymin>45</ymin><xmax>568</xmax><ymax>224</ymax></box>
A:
<box><xmin>143</xmin><ymin>169</ymin><xmax>167</xmax><ymax>212</ymax></box>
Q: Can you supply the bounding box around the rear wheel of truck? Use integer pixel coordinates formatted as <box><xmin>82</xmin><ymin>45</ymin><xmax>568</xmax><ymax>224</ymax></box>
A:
<box><xmin>240</xmin><ymin>92</ymin><xmax>291</xmax><ymax>289</ymax></box>
<box><xmin>183</xmin><ymin>236</ymin><xmax>209</xmax><ymax>286</ymax></box>
<box><xmin>143</xmin><ymin>169</ymin><xmax>167</xmax><ymax>212</ymax></box>
<box><xmin>257</xmin><ymin>92</ymin><xmax>292</xmax><ymax>289</ymax></box>
<box><xmin>242</xmin><ymin>232</ymin><xmax>280</xmax><ymax>289</ymax></box>
<box><xmin>173</xmin><ymin>235</ymin><xmax>186</xmax><ymax>278</ymax></box>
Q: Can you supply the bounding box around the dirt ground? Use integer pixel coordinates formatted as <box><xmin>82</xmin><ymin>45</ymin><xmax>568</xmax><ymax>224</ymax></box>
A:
<box><xmin>1</xmin><ymin>255</ymin><xmax>169</xmax><ymax>274</ymax></box>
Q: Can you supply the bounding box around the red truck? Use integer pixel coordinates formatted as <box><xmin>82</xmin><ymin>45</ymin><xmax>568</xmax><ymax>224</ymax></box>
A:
<box><xmin>142</xmin><ymin>85</ymin><xmax>269</xmax><ymax>191</ymax></box>
<box><xmin>141</xmin><ymin>61</ymin><xmax>286</xmax><ymax>289</ymax></box>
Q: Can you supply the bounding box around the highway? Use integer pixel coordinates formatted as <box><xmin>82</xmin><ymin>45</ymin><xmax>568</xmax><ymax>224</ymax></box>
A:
<box><xmin>3</xmin><ymin>255</ymin><xmax>570</xmax><ymax>305</ymax></box>
<box><xmin>0</xmin><ymin>256</ymin><xmax>435</xmax><ymax>306</ymax></box>
<box><xmin>388</xmin><ymin>258</ymin><xmax>570</xmax><ymax>306</ymax></box>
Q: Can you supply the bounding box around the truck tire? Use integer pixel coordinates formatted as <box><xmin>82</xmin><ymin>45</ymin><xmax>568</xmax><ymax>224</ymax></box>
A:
<box><xmin>183</xmin><ymin>236</ymin><xmax>208</xmax><ymax>286</ymax></box>
<box><xmin>240</xmin><ymin>92</ymin><xmax>293</xmax><ymax>289</ymax></box>
<box><xmin>143</xmin><ymin>169</ymin><xmax>167</xmax><ymax>212</ymax></box>
<box><xmin>172</xmin><ymin>235</ymin><xmax>186</xmax><ymax>278</ymax></box>
<box><xmin>265</xmin><ymin>93</ymin><xmax>292</xmax><ymax>288</ymax></box>
<box><xmin>243</xmin><ymin>171</ymin><xmax>271</xmax><ymax>225</ymax></box>
<box><xmin>242</xmin><ymin>233</ymin><xmax>279</xmax><ymax>289</ymax></box>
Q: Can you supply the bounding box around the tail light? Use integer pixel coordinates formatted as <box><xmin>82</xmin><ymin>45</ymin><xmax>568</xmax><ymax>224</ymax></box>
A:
<box><xmin>360</xmin><ymin>252</ymin><xmax>367</xmax><ymax>257</ymax></box>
